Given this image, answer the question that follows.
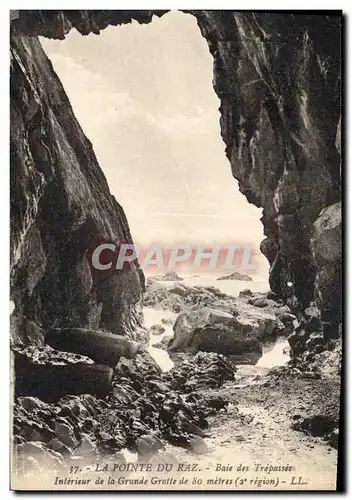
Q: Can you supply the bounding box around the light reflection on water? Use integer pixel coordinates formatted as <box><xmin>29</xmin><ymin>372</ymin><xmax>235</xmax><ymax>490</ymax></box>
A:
<box><xmin>256</xmin><ymin>338</ymin><xmax>290</xmax><ymax>368</ymax></box>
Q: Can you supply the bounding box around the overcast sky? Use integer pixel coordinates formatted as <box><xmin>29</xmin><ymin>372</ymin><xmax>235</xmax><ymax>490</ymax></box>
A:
<box><xmin>40</xmin><ymin>11</ymin><xmax>269</xmax><ymax>279</ymax></box>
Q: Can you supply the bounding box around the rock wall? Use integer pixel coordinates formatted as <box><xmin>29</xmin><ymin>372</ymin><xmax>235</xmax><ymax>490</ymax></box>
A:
<box><xmin>10</xmin><ymin>11</ymin><xmax>341</xmax><ymax>344</ymax></box>
<box><xmin>193</xmin><ymin>12</ymin><xmax>341</xmax><ymax>340</ymax></box>
<box><xmin>10</xmin><ymin>25</ymin><xmax>145</xmax><ymax>343</ymax></box>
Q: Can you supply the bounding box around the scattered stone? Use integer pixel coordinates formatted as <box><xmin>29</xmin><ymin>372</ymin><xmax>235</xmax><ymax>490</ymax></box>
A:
<box><xmin>168</xmin><ymin>284</ymin><xmax>189</xmax><ymax>297</ymax></box>
<box><xmin>292</xmin><ymin>414</ymin><xmax>337</xmax><ymax>438</ymax></box>
<box><xmin>149</xmin><ymin>324</ymin><xmax>165</xmax><ymax>336</ymax></box>
<box><xmin>164</xmin><ymin>351</ymin><xmax>236</xmax><ymax>392</ymax></box>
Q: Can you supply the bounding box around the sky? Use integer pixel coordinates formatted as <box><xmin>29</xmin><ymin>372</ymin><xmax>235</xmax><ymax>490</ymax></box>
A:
<box><xmin>40</xmin><ymin>11</ymin><xmax>269</xmax><ymax>279</ymax></box>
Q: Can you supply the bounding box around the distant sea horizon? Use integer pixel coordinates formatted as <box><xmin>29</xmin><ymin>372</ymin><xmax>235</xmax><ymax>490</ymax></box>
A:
<box><xmin>145</xmin><ymin>270</ymin><xmax>270</xmax><ymax>297</ymax></box>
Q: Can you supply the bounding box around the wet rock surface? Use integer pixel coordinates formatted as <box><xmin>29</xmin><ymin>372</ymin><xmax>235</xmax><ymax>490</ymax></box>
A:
<box><xmin>10</xmin><ymin>26</ymin><xmax>146</xmax><ymax>346</ymax></box>
<box><xmin>149</xmin><ymin>324</ymin><xmax>165</xmax><ymax>336</ymax></box>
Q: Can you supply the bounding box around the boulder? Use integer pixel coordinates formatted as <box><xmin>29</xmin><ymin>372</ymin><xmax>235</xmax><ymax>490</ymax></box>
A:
<box><xmin>11</xmin><ymin>313</ymin><xmax>45</xmax><ymax>346</ymax></box>
<box><xmin>15</xmin><ymin>353</ymin><xmax>113</xmax><ymax>401</ymax></box>
<box><xmin>248</xmin><ymin>298</ymin><xmax>268</xmax><ymax>308</ymax></box>
<box><xmin>328</xmin><ymin>428</ymin><xmax>339</xmax><ymax>449</ymax></box>
<box><xmin>149</xmin><ymin>324</ymin><xmax>165</xmax><ymax>336</ymax></box>
<box><xmin>152</xmin><ymin>335</ymin><xmax>173</xmax><ymax>350</ymax></box>
<box><xmin>191</xmin><ymin>325</ymin><xmax>262</xmax><ymax>364</ymax></box>
<box><xmin>159</xmin><ymin>295</ymin><xmax>184</xmax><ymax>313</ymax></box>
<box><xmin>46</xmin><ymin>328</ymin><xmax>141</xmax><ymax>367</ymax></box>
<box><xmin>292</xmin><ymin>414</ymin><xmax>337</xmax><ymax>438</ymax></box>
<box><xmin>47</xmin><ymin>438</ymin><xmax>71</xmax><ymax>456</ymax></box>
<box><xmin>169</xmin><ymin>301</ymin><xmax>283</xmax><ymax>363</ymax></box>
<box><xmin>168</xmin><ymin>284</ymin><xmax>189</xmax><ymax>297</ymax></box>
<box><xmin>169</xmin><ymin>307</ymin><xmax>218</xmax><ymax>352</ymax></box>
<box><xmin>306</xmin><ymin>332</ymin><xmax>325</xmax><ymax>351</ymax></box>
<box><xmin>75</xmin><ymin>434</ymin><xmax>96</xmax><ymax>455</ymax></box>
<box><xmin>54</xmin><ymin>421</ymin><xmax>77</xmax><ymax>449</ymax></box>
<box><xmin>143</xmin><ymin>282</ymin><xmax>170</xmax><ymax>308</ymax></box>
<box><xmin>187</xmin><ymin>436</ymin><xmax>208</xmax><ymax>455</ymax></box>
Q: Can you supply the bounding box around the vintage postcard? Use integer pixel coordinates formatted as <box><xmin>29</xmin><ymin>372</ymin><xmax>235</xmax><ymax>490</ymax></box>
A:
<box><xmin>10</xmin><ymin>9</ymin><xmax>342</xmax><ymax>491</ymax></box>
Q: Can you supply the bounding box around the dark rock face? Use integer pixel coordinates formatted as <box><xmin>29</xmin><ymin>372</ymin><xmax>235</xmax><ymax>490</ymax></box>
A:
<box><xmin>10</xmin><ymin>27</ymin><xmax>144</xmax><ymax>342</ymax></box>
<box><xmin>199</xmin><ymin>13</ymin><xmax>341</xmax><ymax>315</ymax></box>
<box><xmin>194</xmin><ymin>12</ymin><xmax>341</xmax><ymax>337</ymax></box>
<box><xmin>10</xmin><ymin>10</ymin><xmax>341</xmax><ymax>356</ymax></box>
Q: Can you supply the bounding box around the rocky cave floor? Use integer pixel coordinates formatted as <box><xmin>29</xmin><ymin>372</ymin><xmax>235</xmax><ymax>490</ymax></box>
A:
<box><xmin>11</xmin><ymin>278</ymin><xmax>342</xmax><ymax>489</ymax></box>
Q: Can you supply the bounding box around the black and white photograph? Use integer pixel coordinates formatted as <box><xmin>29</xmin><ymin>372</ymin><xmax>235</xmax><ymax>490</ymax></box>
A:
<box><xmin>9</xmin><ymin>8</ymin><xmax>343</xmax><ymax>491</ymax></box>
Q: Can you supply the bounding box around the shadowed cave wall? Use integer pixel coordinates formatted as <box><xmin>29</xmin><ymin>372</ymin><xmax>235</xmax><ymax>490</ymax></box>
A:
<box><xmin>10</xmin><ymin>10</ymin><xmax>341</xmax><ymax>346</ymax></box>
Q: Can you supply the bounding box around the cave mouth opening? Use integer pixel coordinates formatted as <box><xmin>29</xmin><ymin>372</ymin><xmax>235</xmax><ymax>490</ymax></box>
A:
<box><xmin>40</xmin><ymin>10</ymin><xmax>269</xmax><ymax>293</ymax></box>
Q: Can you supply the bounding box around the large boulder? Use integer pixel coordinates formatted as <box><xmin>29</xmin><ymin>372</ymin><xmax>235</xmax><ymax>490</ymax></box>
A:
<box><xmin>169</xmin><ymin>307</ymin><xmax>233</xmax><ymax>352</ymax></box>
<box><xmin>149</xmin><ymin>324</ymin><xmax>165</xmax><ymax>336</ymax></box>
<box><xmin>168</xmin><ymin>303</ymin><xmax>283</xmax><ymax>364</ymax></box>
